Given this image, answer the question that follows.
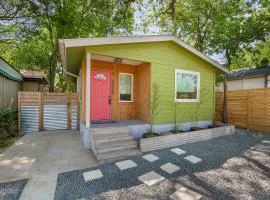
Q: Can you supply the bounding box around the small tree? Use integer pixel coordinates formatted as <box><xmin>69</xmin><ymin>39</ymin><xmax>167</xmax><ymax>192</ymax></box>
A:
<box><xmin>193</xmin><ymin>88</ymin><xmax>209</xmax><ymax>127</ymax></box>
<box><xmin>149</xmin><ymin>83</ymin><xmax>160</xmax><ymax>133</ymax></box>
<box><xmin>169</xmin><ymin>96</ymin><xmax>179</xmax><ymax>133</ymax></box>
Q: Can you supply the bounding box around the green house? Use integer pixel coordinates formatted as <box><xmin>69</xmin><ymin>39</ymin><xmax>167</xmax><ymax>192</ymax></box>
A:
<box><xmin>59</xmin><ymin>35</ymin><xmax>228</xmax><ymax>152</ymax></box>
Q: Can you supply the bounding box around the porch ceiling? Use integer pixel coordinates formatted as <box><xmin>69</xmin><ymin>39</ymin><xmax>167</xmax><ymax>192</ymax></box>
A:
<box><xmin>65</xmin><ymin>48</ymin><xmax>144</xmax><ymax>75</ymax></box>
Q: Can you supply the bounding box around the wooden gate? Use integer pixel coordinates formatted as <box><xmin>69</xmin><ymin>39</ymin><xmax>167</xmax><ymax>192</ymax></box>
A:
<box><xmin>18</xmin><ymin>92</ymin><xmax>79</xmax><ymax>133</ymax></box>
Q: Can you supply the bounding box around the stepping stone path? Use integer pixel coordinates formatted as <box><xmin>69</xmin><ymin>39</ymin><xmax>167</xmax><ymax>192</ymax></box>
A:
<box><xmin>160</xmin><ymin>162</ymin><xmax>180</xmax><ymax>174</ymax></box>
<box><xmin>169</xmin><ymin>187</ymin><xmax>202</xmax><ymax>200</ymax></box>
<box><xmin>171</xmin><ymin>148</ymin><xmax>186</xmax><ymax>155</ymax></box>
<box><xmin>115</xmin><ymin>160</ymin><xmax>137</xmax><ymax>171</ymax></box>
<box><xmin>138</xmin><ymin>171</ymin><xmax>165</xmax><ymax>186</ymax></box>
<box><xmin>83</xmin><ymin>169</ymin><xmax>103</xmax><ymax>182</ymax></box>
<box><xmin>142</xmin><ymin>154</ymin><xmax>159</xmax><ymax>162</ymax></box>
<box><xmin>184</xmin><ymin>155</ymin><xmax>202</xmax><ymax>164</ymax></box>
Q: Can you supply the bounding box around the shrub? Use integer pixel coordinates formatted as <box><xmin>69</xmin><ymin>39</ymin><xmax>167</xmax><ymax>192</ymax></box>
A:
<box><xmin>0</xmin><ymin>106</ymin><xmax>18</xmax><ymax>139</ymax></box>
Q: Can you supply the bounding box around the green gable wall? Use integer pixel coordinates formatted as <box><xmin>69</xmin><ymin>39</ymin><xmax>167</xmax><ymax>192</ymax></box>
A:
<box><xmin>87</xmin><ymin>41</ymin><xmax>216</xmax><ymax>124</ymax></box>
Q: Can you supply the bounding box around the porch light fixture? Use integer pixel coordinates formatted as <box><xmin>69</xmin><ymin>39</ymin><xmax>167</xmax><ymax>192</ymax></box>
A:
<box><xmin>114</xmin><ymin>57</ymin><xmax>122</xmax><ymax>63</ymax></box>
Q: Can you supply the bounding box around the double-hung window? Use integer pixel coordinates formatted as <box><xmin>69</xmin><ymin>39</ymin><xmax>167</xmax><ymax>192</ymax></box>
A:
<box><xmin>175</xmin><ymin>69</ymin><xmax>200</xmax><ymax>102</ymax></box>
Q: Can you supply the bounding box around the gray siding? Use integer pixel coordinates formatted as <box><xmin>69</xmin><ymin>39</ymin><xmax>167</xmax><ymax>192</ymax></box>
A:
<box><xmin>0</xmin><ymin>74</ymin><xmax>20</xmax><ymax>107</ymax></box>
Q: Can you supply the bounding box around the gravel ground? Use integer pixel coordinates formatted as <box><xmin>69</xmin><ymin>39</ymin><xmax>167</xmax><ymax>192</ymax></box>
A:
<box><xmin>0</xmin><ymin>180</ymin><xmax>27</xmax><ymax>200</ymax></box>
<box><xmin>55</xmin><ymin>129</ymin><xmax>270</xmax><ymax>200</ymax></box>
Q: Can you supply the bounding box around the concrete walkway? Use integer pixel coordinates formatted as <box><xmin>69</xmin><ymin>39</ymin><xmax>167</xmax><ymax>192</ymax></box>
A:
<box><xmin>0</xmin><ymin>130</ymin><xmax>97</xmax><ymax>200</ymax></box>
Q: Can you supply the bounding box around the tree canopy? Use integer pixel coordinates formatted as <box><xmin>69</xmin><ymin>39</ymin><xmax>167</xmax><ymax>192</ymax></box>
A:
<box><xmin>1</xmin><ymin>0</ymin><xmax>134</xmax><ymax>91</ymax></box>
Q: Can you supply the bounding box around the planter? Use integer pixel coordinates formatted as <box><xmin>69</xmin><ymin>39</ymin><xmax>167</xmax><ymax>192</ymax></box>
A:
<box><xmin>139</xmin><ymin>125</ymin><xmax>235</xmax><ymax>152</ymax></box>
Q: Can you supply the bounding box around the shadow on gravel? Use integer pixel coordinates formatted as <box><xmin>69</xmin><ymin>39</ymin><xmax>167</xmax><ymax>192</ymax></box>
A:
<box><xmin>54</xmin><ymin>133</ymin><xmax>270</xmax><ymax>200</ymax></box>
<box><xmin>0</xmin><ymin>179</ymin><xmax>27</xmax><ymax>200</ymax></box>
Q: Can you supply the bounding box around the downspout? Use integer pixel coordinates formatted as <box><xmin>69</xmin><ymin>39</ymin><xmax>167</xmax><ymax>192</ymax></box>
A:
<box><xmin>64</xmin><ymin>69</ymin><xmax>79</xmax><ymax>92</ymax></box>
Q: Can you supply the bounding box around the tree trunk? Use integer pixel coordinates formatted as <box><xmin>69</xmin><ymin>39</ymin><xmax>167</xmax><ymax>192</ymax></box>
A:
<box><xmin>222</xmin><ymin>75</ymin><xmax>228</xmax><ymax>123</ymax></box>
<box><xmin>49</xmin><ymin>52</ymin><xmax>57</xmax><ymax>92</ymax></box>
<box><xmin>222</xmin><ymin>48</ymin><xmax>231</xmax><ymax>124</ymax></box>
<box><xmin>49</xmin><ymin>45</ymin><xmax>59</xmax><ymax>92</ymax></box>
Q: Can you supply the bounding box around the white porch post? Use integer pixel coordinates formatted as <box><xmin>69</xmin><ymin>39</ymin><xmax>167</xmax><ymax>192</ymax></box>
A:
<box><xmin>86</xmin><ymin>52</ymin><xmax>91</xmax><ymax>128</ymax></box>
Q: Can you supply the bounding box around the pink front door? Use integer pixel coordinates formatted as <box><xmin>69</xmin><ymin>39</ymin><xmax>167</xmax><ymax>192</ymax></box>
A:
<box><xmin>90</xmin><ymin>71</ymin><xmax>111</xmax><ymax>120</ymax></box>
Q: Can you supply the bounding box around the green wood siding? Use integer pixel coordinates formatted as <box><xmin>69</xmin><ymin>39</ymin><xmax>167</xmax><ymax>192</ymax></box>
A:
<box><xmin>87</xmin><ymin>41</ymin><xmax>216</xmax><ymax>124</ymax></box>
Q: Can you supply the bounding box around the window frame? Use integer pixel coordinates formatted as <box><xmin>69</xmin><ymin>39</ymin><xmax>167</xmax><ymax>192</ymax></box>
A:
<box><xmin>175</xmin><ymin>69</ymin><xmax>200</xmax><ymax>103</ymax></box>
<box><xmin>119</xmin><ymin>73</ymin><xmax>134</xmax><ymax>103</ymax></box>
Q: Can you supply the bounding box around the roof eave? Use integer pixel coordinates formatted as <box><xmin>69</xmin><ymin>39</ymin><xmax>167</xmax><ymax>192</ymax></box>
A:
<box><xmin>59</xmin><ymin>35</ymin><xmax>228</xmax><ymax>73</ymax></box>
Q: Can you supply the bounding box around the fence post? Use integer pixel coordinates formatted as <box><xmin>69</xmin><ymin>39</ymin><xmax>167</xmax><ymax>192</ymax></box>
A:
<box><xmin>18</xmin><ymin>92</ymin><xmax>21</xmax><ymax>133</ymax></box>
<box><xmin>68</xmin><ymin>93</ymin><xmax>72</xmax><ymax>129</ymax></box>
<box><xmin>40</xmin><ymin>92</ymin><xmax>44</xmax><ymax>131</ymax></box>
<box><xmin>38</xmin><ymin>92</ymin><xmax>43</xmax><ymax>131</ymax></box>
<box><xmin>247</xmin><ymin>91</ymin><xmax>251</xmax><ymax>130</ymax></box>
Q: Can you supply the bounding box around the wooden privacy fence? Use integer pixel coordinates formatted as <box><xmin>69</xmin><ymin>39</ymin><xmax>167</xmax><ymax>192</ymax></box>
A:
<box><xmin>216</xmin><ymin>88</ymin><xmax>270</xmax><ymax>133</ymax></box>
<box><xmin>18</xmin><ymin>92</ymin><xmax>79</xmax><ymax>133</ymax></box>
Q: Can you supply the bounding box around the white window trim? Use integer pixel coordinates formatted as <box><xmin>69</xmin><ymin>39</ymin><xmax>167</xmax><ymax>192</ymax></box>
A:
<box><xmin>119</xmin><ymin>73</ymin><xmax>133</xmax><ymax>103</ymax></box>
<box><xmin>175</xmin><ymin>69</ymin><xmax>200</xmax><ymax>103</ymax></box>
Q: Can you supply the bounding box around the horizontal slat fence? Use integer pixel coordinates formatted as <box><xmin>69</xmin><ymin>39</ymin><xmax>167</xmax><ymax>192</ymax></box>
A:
<box><xmin>18</xmin><ymin>92</ymin><xmax>79</xmax><ymax>133</ymax></box>
<box><xmin>216</xmin><ymin>88</ymin><xmax>270</xmax><ymax>133</ymax></box>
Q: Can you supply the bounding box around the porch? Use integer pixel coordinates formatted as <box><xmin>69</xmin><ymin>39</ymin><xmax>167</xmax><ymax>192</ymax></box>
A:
<box><xmin>79</xmin><ymin>53</ymin><xmax>152</xmax><ymax>162</ymax></box>
<box><xmin>80</xmin><ymin>53</ymin><xmax>152</xmax><ymax>124</ymax></box>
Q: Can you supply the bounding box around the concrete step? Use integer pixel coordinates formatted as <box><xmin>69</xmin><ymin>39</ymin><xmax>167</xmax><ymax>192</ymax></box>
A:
<box><xmin>92</xmin><ymin>129</ymin><xmax>131</xmax><ymax>139</ymax></box>
<box><xmin>92</xmin><ymin>127</ymin><xmax>131</xmax><ymax>136</ymax></box>
<box><xmin>95</xmin><ymin>141</ymin><xmax>138</xmax><ymax>154</ymax></box>
<box><xmin>95</xmin><ymin>138</ymin><xmax>137</xmax><ymax>149</ymax></box>
<box><xmin>94</xmin><ymin>134</ymin><xmax>134</xmax><ymax>144</ymax></box>
<box><xmin>95</xmin><ymin>148</ymin><xmax>142</xmax><ymax>163</ymax></box>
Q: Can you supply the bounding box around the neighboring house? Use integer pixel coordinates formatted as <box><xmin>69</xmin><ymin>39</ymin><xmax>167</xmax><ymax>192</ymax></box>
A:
<box><xmin>0</xmin><ymin>57</ymin><xmax>23</xmax><ymax>107</ymax></box>
<box><xmin>59</xmin><ymin>35</ymin><xmax>228</xmax><ymax>152</ymax></box>
<box><xmin>218</xmin><ymin>66</ymin><xmax>270</xmax><ymax>91</ymax></box>
<box><xmin>20</xmin><ymin>70</ymin><xmax>49</xmax><ymax>92</ymax></box>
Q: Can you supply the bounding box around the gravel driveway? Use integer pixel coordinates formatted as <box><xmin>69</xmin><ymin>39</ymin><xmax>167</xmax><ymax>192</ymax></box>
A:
<box><xmin>55</xmin><ymin>130</ymin><xmax>270</xmax><ymax>200</ymax></box>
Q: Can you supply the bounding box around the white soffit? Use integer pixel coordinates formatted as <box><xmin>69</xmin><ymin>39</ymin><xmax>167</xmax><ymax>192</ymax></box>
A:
<box><xmin>92</xmin><ymin>54</ymin><xmax>144</xmax><ymax>66</ymax></box>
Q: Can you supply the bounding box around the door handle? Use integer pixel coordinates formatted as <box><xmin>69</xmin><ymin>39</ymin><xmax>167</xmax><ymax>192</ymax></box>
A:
<box><xmin>108</xmin><ymin>96</ymin><xmax>112</xmax><ymax>105</ymax></box>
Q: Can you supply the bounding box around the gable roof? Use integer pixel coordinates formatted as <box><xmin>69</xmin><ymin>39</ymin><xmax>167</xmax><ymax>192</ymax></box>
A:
<box><xmin>20</xmin><ymin>70</ymin><xmax>49</xmax><ymax>84</ymax></box>
<box><xmin>228</xmin><ymin>65</ymin><xmax>270</xmax><ymax>80</ymax></box>
<box><xmin>59</xmin><ymin>35</ymin><xmax>228</xmax><ymax>73</ymax></box>
<box><xmin>0</xmin><ymin>57</ymin><xmax>23</xmax><ymax>82</ymax></box>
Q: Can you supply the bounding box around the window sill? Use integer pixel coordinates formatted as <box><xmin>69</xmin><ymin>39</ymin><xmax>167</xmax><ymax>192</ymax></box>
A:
<box><xmin>175</xmin><ymin>99</ymin><xmax>200</xmax><ymax>103</ymax></box>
